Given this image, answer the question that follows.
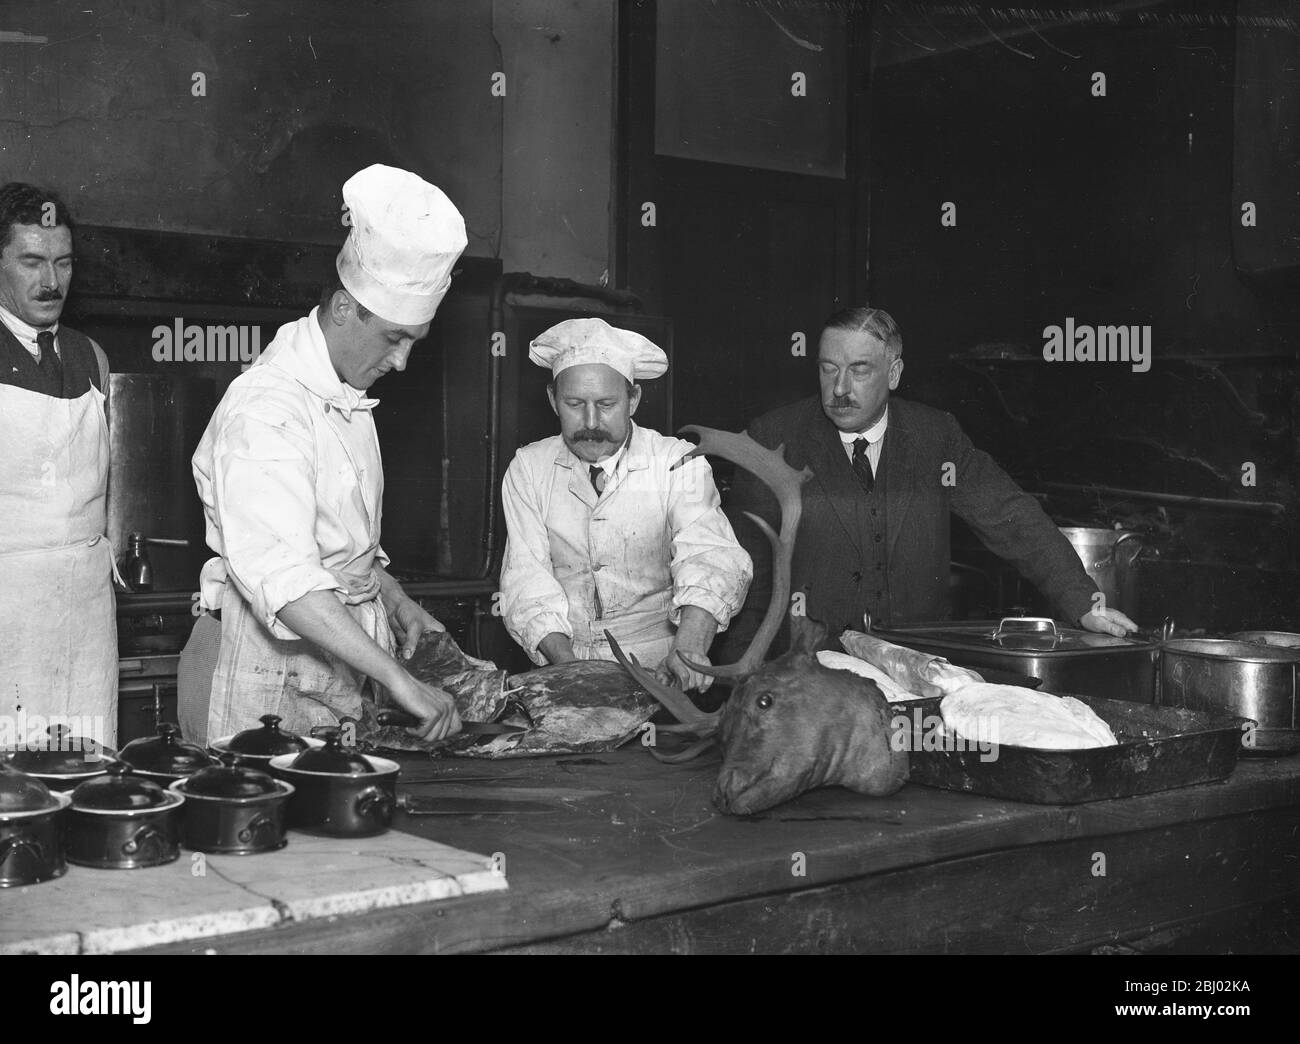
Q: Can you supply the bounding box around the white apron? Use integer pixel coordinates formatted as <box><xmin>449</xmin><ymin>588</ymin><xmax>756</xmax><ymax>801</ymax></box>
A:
<box><xmin>200</xmin><ymin>567</ymin><xmax>394</xmax><ymax>744</ymax></box>
<box><xmin>0</xmin><ymin>383</ymin><xmax>118</xmax><ymax>745</ymax></box>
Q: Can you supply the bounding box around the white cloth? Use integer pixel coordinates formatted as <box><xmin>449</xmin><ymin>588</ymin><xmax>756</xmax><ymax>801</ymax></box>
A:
<box><xmin>0</xmin><ymin>380</ymin><xmax>118</xmax><ymax>745</ymax></box>
<box><xmin>0</xmin><ymin>302</ymin><xmax>58</xmax><ymax>361</ymax></box>
<box><xmin>529</xmin><ymin>318</ymin><xmax>668</xmax><ymax>383</ymax></box>
<box><xmin>190</xmin><ymin>309</ymin><xmax>395</xmax><ymax>742</ymax></box>
<box><xmin>500</xmin><ymin>422</ymin><xmax>752</xmax><ymax>666</ymax></box>
<box><xmin>838</xmin><ymin>406</ymin><xmax>889</xmax><ymax>475</ymax></box>
<box><xmin>336</xmin><ymin>164</ymin><xmax>467</xmax><ymax>325</ymax></box>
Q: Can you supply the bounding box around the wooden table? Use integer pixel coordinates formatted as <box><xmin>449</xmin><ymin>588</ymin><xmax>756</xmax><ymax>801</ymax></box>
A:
<box><xmin>137</xmin><ymin>748</ymin><xmax>1300</xmax><ymax>954</ymax></box>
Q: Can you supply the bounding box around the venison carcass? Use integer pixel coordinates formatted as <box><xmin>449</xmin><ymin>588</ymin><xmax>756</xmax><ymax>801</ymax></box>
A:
<box><xmin>607</xmin><ymin>426</ymin><xmax>909</xmax><ymax>814</ymax></box>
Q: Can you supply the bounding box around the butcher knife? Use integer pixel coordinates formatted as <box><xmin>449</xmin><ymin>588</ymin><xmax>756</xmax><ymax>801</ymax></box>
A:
<box><xmin>376</xmin><ymin>709</ymin><xmax>526</xmax><ymax>735</ymax></box>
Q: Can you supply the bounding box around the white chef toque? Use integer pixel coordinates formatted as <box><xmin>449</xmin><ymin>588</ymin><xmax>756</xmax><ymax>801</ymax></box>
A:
<box><xmin>335</xmin><ymin>164</ymin><xmax>468</xmax><ymax>326</ymax></box>
<box><xmin>528</xmin><ymin>317</ymin><xmax>668</xmax><ymax>383</ymax></box>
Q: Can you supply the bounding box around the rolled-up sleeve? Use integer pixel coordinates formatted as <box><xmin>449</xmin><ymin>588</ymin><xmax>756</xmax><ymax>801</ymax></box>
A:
<box><xmin>499</xmin><ymin>455</ymin><xmax>572</xmax><ymax>663</ymax></box>
<box><xmin>665</xmin><ymin>453</ymin><xmax>752</xmax><ymax>631</ymax></box>
<box><xmin>207</xmin><ymin>390</ymin><xmax>343</xmax><ymax>639</ymax></box>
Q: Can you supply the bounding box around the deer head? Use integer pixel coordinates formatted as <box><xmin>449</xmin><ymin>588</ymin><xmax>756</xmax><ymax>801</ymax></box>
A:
<box><xmin>606</xmin><ymin>426</ymin><xmax>908</xmax><ymax>813</ymax></box>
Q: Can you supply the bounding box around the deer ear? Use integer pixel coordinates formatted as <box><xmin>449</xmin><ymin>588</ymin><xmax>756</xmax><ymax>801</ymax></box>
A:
<box><xmin>788</xmin><ymin>613</ymin><xmax>827</xmax><ymax>655</ymax></box>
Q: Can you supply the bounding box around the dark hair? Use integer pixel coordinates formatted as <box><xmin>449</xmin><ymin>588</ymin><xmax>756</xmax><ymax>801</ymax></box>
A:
<box><xmin>319</xmin><ymin>274</ymin><xmax>373</xmax><ymax>321</ymax></box>
<box><xmin>823</xmin><ymin>306</ymin><xmax>903</xmax><ymax>359</ymax></box>
<box><xmin>0</xmin><ymin>183</ymin><xmax>75</xmax><ymax>252</ymax></box>
<box><xmin>548</xmin><ymin>375</ymin><xmax>637</xmax><ymax>398</ymax></box>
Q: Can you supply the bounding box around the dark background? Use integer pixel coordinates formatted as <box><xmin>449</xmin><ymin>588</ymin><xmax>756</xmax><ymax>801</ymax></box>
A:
<box><xmin>4</xmin><ymin>0</ymin><xmax>1296</xmax><ymax>630</ymax></box>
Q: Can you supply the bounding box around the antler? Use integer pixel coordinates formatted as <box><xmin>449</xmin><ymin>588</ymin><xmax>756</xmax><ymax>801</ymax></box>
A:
<box><xmin>674</xmin><ymin>426</ymin><xmax>812</xmax><ymax>681</ymax></box>
<box><xmin>606</xmin><ymin>631</ymin><xmax>719</xmax><ymax>734</ymax></box>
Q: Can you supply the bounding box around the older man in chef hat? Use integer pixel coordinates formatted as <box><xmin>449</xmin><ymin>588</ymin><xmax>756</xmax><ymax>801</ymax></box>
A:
<box><xmin>182</xmin><ymin>165</ymin><xmax>467</xmax><ymax>744</ymax></box>
<box><xmin>499</xmin><ymin>318</ymin><xmax>752</xmax><ymax>692</ymax></box>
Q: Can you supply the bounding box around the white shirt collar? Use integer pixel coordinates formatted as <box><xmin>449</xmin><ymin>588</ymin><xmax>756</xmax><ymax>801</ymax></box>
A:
<box><xmin>838</xmin><ymin>405</ymin><xmax>889</xmax><ymax>445</ymax></box>
<box><xmin>591</xmin><ymin>433</ymin><xmax>630</xmax><ymax>475</ymax></box>
<box><xmin>274</xmin><ymin>308</ymin><xmax>378</xmax><ymax>418</ymax></box>
<box><xmin>0</xmin><ymin>303</ymin><xmax>57</xmax><ymax>352</ymax></box>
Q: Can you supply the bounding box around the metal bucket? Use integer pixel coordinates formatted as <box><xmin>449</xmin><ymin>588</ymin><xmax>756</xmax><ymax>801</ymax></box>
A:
<box><xmin>105</xmin><ymin>375</ymin><xmax>215</xmax><ymax>592</ymax></box>
<box><xmin>1058</xmin><ymin>527</ymin><xmax>1144</xmax><ymax>616</ymax></box>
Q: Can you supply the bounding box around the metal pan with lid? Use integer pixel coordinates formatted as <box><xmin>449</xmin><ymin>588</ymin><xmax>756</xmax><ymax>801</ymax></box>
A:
<box><xmin>872</xmin><ymin>617</ymin><xmax>1159</xmax><ymax>703</ymax></box>
<box><xmin>209</xmin><ymin>714</ymin><xmax>324</xmax><ymax>769</ymax></box>
<box><xmin>118</xmin><ymin>722</ymin><xmax>216</xmax><ymax>784</ymax></box>
<box><xmin>170</xmin><ymin>755</ymin><xmax>294</xmax><ymax>854</ymax></box>
<box><xmin>65</xmin><ymin>762</ymin><xmax>185</xmax><ymax>869</ymax></box>
<box><xmin>4</xmin><ymin>724</ymin><xmax>116</xmax><ymax>791</ymax></box>
<box><xmin>269</xmin><ymin>728</ymin><xmax>400</xmax><ymax>837</ymax></box>
<box><xmin>0</xmin><ymin>762</ymin><xmax>70</xmax><ymax>887</ymax></box>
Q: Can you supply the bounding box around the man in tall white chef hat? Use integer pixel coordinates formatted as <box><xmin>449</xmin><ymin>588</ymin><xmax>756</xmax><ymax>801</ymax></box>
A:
<box><xmin>182</xmin><ymin>164</ymin><xmax>467</xmax><ymax>744</ymax></box>
<box><xmin>499</xmin><ymin>318</ymin><xmax>752</xmax><ymax>692</ymax></box>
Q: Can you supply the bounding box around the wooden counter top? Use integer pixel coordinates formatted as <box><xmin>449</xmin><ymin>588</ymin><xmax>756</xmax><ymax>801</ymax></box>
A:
<box><xmin>127</xmin><ymin>746</ymin><xmax>1300</xmax><ymax>955</ymax></box>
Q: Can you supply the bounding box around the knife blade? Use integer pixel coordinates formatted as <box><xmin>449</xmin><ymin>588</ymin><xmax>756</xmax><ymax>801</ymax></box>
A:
<box><xmin>398</xmin><ymin>794</ymin><xmax>558</xmax><ymax>815</ymax></box>
<box><xmin>376</xmin><ymin>709</ymin><xmax>526</xmax><ymax>735</ymax></box>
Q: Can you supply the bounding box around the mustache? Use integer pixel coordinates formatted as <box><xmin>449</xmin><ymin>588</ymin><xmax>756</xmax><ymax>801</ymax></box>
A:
<box><xmin>34</xmin><ymin>290</ymin><xmax>63</xmax><ymax>302</ymax></box>
<box><xmin>826</xmin><ymin>396</ymin><xmax>857</xmax><ymax>408</ymax></box>
<box><xmin>572</xmin><ymin>428</ymin><xmax>614</xmax><ymax>443</ymax></box>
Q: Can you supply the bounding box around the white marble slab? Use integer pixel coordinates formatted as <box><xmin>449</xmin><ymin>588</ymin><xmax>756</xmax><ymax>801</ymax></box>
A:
<box><xmin>0</xmin><ymin>830</ymin><xmax>507</xmax><ymax>954</ymax></box>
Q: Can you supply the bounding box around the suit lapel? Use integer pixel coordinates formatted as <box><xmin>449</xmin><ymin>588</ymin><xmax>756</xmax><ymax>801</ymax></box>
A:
<box><xmin>805</xmin><ymin>412</ymin><xmax>865</xmax><ymax>556</ymax></box>
<box><xmin>881</xmin><ymin>407</ymin><xmax>914</xmax><ymax>567</ymax></box>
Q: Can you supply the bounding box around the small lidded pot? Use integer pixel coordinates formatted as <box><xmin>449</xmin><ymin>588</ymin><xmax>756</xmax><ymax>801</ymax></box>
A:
<box><xmin>209</xmin><ymin>714</ymin><xmax>319</xmax><ymax>769</ymax></box>
<box><xmin>118</xmin><ymin>722</ymin><xmax>215</xmax><ymax>784</ymax></box>
<box><xmin>7</xmin><ymin>724</ymin><xmax>115</xmax><ymax>791</ymax></box>
<box><xmin>66</xmin><ymin>762</ymin><xmax>184</xmax><ymax>869</ymax></box>
<box><xmin>269</xmin><ymin>728</ymin><xmax>400</xmax><ymax>838</ymax></box>
<box><xmin>0</xmin><ymin>761</ymin><xmax>70</xmax><ymax>887</ymax></box>
<box><xmin>169</xmin><ymin>754</ymin><xmax>294</xmax><ymax>855</ymax></box>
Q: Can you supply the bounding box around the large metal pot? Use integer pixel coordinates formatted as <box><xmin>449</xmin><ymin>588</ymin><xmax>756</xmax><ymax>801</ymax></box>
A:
<box><xmin>1159</xmin><ymin>639</ymin><xmax>1299</xmax><ymax>756</ymax></box>
<box><xmin>65</xmin><ymin>763</ymin><xmax>185</xmax><ymax>869</ymax></box>
<box><xmin>874</xmin><ymin>617</ymin><xmax>1159</xmax><ymax>703</ymax></box>
<box><xmin>1058</xmin><ymin>528</ymin><xmax>1145</xmax><ymax>616</ymax></box>
<box><xmin>0</xmin><ymin>763</ymin><xmax>70</xmax><ymax>887</ymax></box>
<box><xmin>269</xmin><ymin>730</ymin><xmax>399</xmax><ymax>837</ymax></box>
<box><xmin>170</xmin><ymin>758</ymin><xmax>293</xmax><ymax>855</ymax></box>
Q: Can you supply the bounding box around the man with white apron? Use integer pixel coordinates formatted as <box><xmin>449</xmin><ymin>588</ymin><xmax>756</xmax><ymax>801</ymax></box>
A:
<box><xmin>0</xmin><ymin>184</ymin><xmax>117</xmax><ymax>748</ymax></box>
<box><xmin>182</xmin><ymin>165</ymin><xmax>467</xmax><ymax>745</ymax></box>
<box><xmin>499</xmin><ymin>319</ymin><xmax>752</xmax><ymax>694</ymax></box>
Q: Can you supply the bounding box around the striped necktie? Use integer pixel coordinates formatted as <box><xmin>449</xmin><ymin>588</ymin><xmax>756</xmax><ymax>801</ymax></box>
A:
<box><xmin>37</xmin><ymin>330</ymin><xmax>63</xmax><ymax>392</ymax></box>
<box><xmin>851</xmin><ymin>437</ymin><xmax>874</xmax><ymax>493</ymax></box>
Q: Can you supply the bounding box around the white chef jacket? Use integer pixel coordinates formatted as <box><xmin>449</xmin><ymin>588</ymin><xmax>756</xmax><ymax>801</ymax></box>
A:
<box><xmin>193</xmin><ymin>308</ymin><xmax>388</xmax><ymax>632</ymax></box>
<box><xmin>500</xmin><ymin>422</ymin><xmax>752</xmax><ymax>665</ymax></box>
<box><xmin>189</xmin><ymin>309</ymin><xmax>395</xmax><ymax>741</ymax></box>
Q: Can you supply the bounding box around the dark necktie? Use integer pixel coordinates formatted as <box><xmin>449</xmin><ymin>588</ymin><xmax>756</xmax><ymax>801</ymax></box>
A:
<box><xmin>36</xmin><ymin>330</ymin><xmax>63</xmax><ymax>391</ymax></box>
<box><xmin>589</xmin><ymin>465</ymin><xmax>605</xmax><ymax>495</ymax></box>
<box><xmin>851</xmin><ymin>437</ymin><xmax>875</xmax><ymax>493</ymax></box>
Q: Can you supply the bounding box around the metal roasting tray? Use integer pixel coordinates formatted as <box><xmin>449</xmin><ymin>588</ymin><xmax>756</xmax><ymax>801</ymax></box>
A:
<box><xmin>891</xmin><ymin>692</ymin><xmax>1250</xmax><ymax>804</ymax></box>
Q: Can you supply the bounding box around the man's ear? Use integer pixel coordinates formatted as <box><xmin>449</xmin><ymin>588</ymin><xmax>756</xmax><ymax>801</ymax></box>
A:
<box><xmin>546</xmin><ymin>382</ymin><xmax>559</xmax><ymax>417</ymax></box>
<box><xmin>788</xmin><ymin>613</ymin><xmax>827</xmax><ymax>655</ymax></box>
<box><xmin>628</xmin><ymin>383</ymin><xmax>642</xmax><ymax>416</ymax></box>
<box><xmin>888</xmin><ymin>358</ymin><xmax>904</xmax><ymax>391</ymax></box>
<box><xmin>325</xmin><ymin>290</ymin><xmax>352</xmax><ymax>326</ymax></box>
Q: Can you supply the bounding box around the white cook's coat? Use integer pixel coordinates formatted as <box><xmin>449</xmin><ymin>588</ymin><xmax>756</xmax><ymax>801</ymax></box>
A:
<box><xmin>500</xmin><ymin>423</ymin><xmax>752</xmax><ymax>666</ymax></box>
<box><xmin>189</xmin><ymin>309</ymin><xmax>395</xmax><ymax>743</ymax></box>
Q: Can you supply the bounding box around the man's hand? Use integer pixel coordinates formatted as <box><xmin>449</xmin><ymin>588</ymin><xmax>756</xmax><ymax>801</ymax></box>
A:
<box><xmin>385</xmin><ymin>671</ymin><xmax>462</xmax><ymax>742</ymax></box>
<box><xmin>658</xmin><ymin>647</ymin><xmax>713</xmax><ymax>693</ymax></box>
<box><xmin>388</xmin><ymin>596</ymin><xmax>446</xmax><ymax>660</ymax></box>
<box><xmin>538</xmin><ymin>632</ymin><xmax>579</xmax><ymax>665</ymax></box>
<box><xmin>1080</xmin><ymin>606</ymin><xmax>1139</xmax><ymax>637</ymax></box>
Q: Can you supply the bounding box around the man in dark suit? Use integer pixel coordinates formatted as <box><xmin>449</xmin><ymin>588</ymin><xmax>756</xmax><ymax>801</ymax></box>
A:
<box><xmin>721</xmin><ymin>306</ymin><xmax>1137</xmax><ymax>656</ymax></box>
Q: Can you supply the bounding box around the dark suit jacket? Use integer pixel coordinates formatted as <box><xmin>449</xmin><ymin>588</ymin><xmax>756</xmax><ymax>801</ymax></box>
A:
<box><xmin>719</xmin><ymin>395</ymin><xmax>1098</xmax><ymax>655</ymax></box>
